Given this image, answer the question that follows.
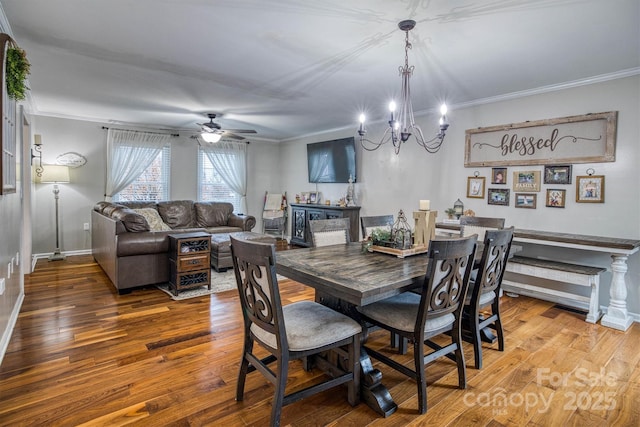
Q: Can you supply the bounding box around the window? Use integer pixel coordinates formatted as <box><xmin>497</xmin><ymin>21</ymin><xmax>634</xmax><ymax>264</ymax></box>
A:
<box><xmin>198</xmin><ymin>148</ymin><xmax>242</xmax><ymax>211</ymax></box>
<box><xmin>114</xmin><ymin>146</ymin><xmax>170</xmax><ymax>202</ymax></box>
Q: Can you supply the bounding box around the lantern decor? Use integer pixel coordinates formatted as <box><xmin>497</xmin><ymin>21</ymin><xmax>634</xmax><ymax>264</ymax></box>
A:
<box><xmin>454</xmin><ymin>199</ymin><xmax>464</xmax><ymax>219</ymax></box>
<box><xmin>391</xmin><ymin>210</ymin><xmax>413</xmax><ymax>250</ymax></box>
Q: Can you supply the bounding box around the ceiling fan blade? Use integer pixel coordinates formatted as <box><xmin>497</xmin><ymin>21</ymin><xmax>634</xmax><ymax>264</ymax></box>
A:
<box><xmin>223</xmin><ymin>132</ymin><xmax>246</xmax><ymax>140</ymax></box>
<box><xmin>222</xmin><ymin>129</ymin><xmax>257</xmax><ymax>134</ymax></box>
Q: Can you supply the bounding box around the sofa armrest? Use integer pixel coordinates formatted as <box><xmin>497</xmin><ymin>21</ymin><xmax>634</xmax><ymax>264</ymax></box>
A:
<box><xmin>228</xmin><ymin>213</ymin><xmax>256</xmax><ymax>231</ymax></box>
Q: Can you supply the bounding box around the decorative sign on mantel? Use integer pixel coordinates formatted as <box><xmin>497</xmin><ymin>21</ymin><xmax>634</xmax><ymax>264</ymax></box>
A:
<box><xmin>465</xmin><ymin>111</ymin><xmax>617</xmax><ymax>167</ymax></box>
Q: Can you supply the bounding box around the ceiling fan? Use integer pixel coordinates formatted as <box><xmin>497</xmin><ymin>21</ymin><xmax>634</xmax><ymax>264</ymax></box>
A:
<box><xmin>197</xmin><ymin>113</ymin><xmax>257</xmax><ymax>142</ymax></box>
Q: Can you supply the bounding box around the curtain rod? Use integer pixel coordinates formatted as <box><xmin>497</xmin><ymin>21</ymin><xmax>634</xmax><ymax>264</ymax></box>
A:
<box><xmin>101</xmin><ymin>126</ymin><xmax>179</xmax><ymax>137</ymax></box>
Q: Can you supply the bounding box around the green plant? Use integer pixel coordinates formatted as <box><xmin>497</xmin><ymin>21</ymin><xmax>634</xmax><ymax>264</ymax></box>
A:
<box><xmin>445</xmin><ymin>208</ymin><xmax>457</xmax><ymax>217</ymax></box>
<box><xmin>6</xmin><ymin>45</ymin><xmax>30</xmax><ymax>100</ymax></box>
<box><xmin>370</xmin><ymin>228</ymin><xmax>391</xmax><ymax>245</ymax></box>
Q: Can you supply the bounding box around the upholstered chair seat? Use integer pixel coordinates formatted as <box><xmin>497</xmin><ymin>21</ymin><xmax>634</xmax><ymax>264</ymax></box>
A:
<box><xmin>251</xmin><ymin>300</ymin><xmax>361</xmax><ymax>352</ymax></box>
<box><xmin>358</xmin><ymin>293</ymin><xmax>455</xmax><ymax>335</ymax></box>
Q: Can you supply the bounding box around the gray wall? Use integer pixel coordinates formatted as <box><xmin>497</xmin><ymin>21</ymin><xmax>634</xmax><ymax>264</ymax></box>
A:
<box><xmin>279</xmin><ymin>75</ymin><xmax>640</xmax><ymax>317</ymax></box>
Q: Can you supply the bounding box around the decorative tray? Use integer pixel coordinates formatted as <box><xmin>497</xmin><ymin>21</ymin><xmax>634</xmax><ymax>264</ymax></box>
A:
<box><xmin>368</xmin><ymin>244</ymin><xmax>428</xmax><ymax>258</ymax></box>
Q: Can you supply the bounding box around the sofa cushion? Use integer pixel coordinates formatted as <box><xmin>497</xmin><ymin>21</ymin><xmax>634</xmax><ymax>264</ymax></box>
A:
<box><xmin>133</xmin><ymin>208</ymin><xmax>171</xmax><ymax>231</ymax></box>
<box><xmin>195</xmin><ymin>202</ymin><xmax>233</xmax><ymax>227</ymax></box>
<box><xmin>112</xmin><ymin>208</ymin><xmax>150</xmax><ymax>232</ymax></box>
<box><xmin>157</xmin><ymin>200</ymin><xmax>196</xmax><ymax>229</ymax></box>
<box><xmin>94</xmin><ymin>201</ymin><xmax>112</xmax><ymax>213</ymax></box>
<box><xmin>103</xmin><ymin>203</ymin><xmax>128</xmax><ymax>217</ymax></box>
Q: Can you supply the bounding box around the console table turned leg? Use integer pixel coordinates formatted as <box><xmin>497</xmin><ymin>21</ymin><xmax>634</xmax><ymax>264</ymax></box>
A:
<box><xmin>601</xmin><ymin>254</ymin><xmax>633</xmax><ymax>331</ymax></box>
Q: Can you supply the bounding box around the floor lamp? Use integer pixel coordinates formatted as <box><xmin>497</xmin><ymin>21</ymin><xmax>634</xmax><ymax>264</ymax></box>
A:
<box><xmin>38</xmin><ymin>165</ymin><xmax>71</xmax><ymax>261</ymax></box>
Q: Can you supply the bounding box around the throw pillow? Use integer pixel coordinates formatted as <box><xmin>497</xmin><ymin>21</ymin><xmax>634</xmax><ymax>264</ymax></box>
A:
<box><xmin>134</xmin><ymin>208</ymin><xmax>172</xmax><ymax>231</ymax></box>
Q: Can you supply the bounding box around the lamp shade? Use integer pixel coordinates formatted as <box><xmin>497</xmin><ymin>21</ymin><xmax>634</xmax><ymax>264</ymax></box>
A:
<box><xmin>38</xmin><ymin>165</ymin><xmax>70</xmax><ymax>183</ymax></box>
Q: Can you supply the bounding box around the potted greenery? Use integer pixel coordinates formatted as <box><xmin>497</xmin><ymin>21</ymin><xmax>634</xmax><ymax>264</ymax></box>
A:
<box><xmin>5</xmin><ymin>43</ymin><xmax>30</xmax><ymax>100</ymax></box>
<box><xmin>370</xmin><ymin>228</ymin><xmax>392</xmax><ymax>246</ymax></box>
<box><xmin>445</xmin><ymin>208</ymin><xmax>457</xmax><ymax>220</ymax></box>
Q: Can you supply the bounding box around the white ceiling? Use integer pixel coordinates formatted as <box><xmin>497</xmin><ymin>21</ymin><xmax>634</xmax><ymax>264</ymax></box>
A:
<box><xmin>2</xmin><ymin>0</ymin><xmax>639</xmax><ymax>141</ymax></box>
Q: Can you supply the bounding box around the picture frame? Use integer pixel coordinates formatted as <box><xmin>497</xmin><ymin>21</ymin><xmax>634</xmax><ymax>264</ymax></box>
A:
<box><xmin>515</xmin><ymin>193</ymin><xmax>537</xmax><ymax>209</ymax></box>
<box><xmin>544</xmin><ymin>165</ymin><xmax>572</xmax><ymax>184</ymax></box>
<box><xmin>487</xmin><ymin>188</ymin><xmax>510</xmax><ymax>206</ymax></box>
<box><xmin>513</xmin><ymin>170</ymin><xmax>541</xmax><ymax>192</ymax></box>
<box><xmin>576</xmin><ymin>175</ymin><xmax>605</xmax><ymax>203</ymax></box>
<box><xmin>309</xmin><ymin>191</ymin><xmax>318</xmax><ymax>204</ymax></box>
<box><xmin>466</xmin><ymin>176</ymin><xmax>486</xmax><ymax>199</ymax></box>
<box><xmin>491</xmin><ymin>168</ymin><xmax>507</xmax><ymax>184</ymax></box>
<box><xmin>546</xmin><ymin>189</ymin><xmax>566</xmax><ymax>208</ymax></box>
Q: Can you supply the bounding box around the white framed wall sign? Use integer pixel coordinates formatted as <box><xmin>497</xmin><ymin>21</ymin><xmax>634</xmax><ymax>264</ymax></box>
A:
<box><xmin>465</xmin><ymin>111</ymin><xmax>617</xmax><ymax>167</ymax></box>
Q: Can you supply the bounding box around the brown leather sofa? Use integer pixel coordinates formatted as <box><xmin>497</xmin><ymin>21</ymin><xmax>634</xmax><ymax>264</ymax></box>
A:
<box><xmin>91</xmin><ymin>200</ymin><xmax>256</xmax><ymax>293</ymax></box>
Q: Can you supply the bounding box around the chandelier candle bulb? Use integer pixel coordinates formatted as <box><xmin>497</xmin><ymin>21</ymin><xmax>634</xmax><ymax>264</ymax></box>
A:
<box><xmin>419</xmin><ymin>200</ymin><xmax>430</xmax><ymax>211</ymax></box>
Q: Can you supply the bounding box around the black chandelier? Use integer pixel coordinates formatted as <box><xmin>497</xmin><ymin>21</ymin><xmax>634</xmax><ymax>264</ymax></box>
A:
<box><xmin>357</xmin><ymin>20</ymin><xmax>449</xmax><ymax>154</ymax></box>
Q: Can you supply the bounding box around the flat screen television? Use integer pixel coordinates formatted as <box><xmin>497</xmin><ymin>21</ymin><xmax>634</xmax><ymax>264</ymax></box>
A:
<box><xmin>307</xmin><ymin>137</ymin><xmax>356</xmax><ymax>183</ymax></box>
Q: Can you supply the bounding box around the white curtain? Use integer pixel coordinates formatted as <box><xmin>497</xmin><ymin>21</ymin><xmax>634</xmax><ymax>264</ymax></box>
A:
<box><xmin>202</xmin><ymin>141</ymin><xmax>248</xmax><ymax>213</ymax></box>
<box><xmin>104</xmin><ymin>129</ymin><xmax>171</xmax><ymax>200</ymax></box>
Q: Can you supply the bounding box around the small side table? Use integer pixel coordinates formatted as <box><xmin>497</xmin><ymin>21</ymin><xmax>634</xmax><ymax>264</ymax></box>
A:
<box><xmin>168</xmin><ymin>232</ymin><xmax>211</xmax><ymax>296</ymax></box>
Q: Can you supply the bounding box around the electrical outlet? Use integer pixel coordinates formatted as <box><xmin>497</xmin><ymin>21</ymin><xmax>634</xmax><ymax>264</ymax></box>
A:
<box><xmin>0</xmin><ymin>278</ymin><xmax>5</xmax><ymax>295</ymax></box>
<box><xmin>84</xmin><ymin>223</ymin><xmax>90</xmax><ymax>231</ymax></box>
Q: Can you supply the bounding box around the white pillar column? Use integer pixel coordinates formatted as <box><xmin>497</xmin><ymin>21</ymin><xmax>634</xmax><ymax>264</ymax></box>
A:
<box><xmin>600</xmin><ymin>254</ymin><xmax>633</xmax><ymax>331</ymax></box>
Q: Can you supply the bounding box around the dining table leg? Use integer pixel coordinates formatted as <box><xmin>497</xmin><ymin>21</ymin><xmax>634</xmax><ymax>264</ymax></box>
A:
<box><xmin>359</xmin><ymin>347</ymin><xmax>398</xmax><ymax>417</ymax></box>
<box><xmin>315</xmin><ymin>290</ymin><xmax>398</xmax><ymax>417</ymax></box>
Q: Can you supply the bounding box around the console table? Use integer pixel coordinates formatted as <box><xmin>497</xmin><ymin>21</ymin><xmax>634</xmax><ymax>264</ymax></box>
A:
<box><xmin>290</xmin><ymin>204</ymin><xmax>360</xmax><ymax>247</ymax></box>
<box><xmin>436</xmin><ymin>223</ymin><xmax>640</xmax><ymax>330</ymax></box>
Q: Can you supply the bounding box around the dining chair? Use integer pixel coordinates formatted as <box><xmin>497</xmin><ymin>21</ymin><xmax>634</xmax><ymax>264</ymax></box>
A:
<box><xmin>231</xmin><ymin>235</ymin><xmax>362</xmax><ymax>427</ymax></box>
<box><xmin>459</xmin><ymin>215</ymin><xmax>505</xmax><ymax>241</ymax></box>
<box><xmin>357</xmin><ymin>235</ymin><xmax>478</xmax><ymax>414</ymax></box>
<box><xmin>463</xmin><ymin>227</ymin><xmax>514</xmax><ymax>369</ymax></box>
<box><xmin>360</xmin><ymin>215</ymin><xmax>394</xmax><ymax>240</ymax></box>
<box><xmin>309</xmin><ymin>217</ymin><xmax>351</xmax><ymax>247</ymax></box>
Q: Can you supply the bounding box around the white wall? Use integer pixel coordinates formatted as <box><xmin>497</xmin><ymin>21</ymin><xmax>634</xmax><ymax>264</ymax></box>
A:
<box><xmin>30</xmin><ymin>116</ymin><xmax>282</xmax><ymax>255</ymax></box>
<box><xmin>279</xmin><ymin>75</ymin><xmax>640</xmax><ymax>317</ymax></box>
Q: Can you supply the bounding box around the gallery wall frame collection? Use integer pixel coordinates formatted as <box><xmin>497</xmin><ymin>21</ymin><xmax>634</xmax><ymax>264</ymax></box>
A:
<box><xmin>467</xmin><ymin>167</ymin><xmax>604</xmax><ymax>208</ymax></box>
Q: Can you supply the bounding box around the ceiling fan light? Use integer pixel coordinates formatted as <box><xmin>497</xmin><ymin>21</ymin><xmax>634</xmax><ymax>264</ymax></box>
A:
<box><xmin>201</xmin><ymin>132</ymin><xmax>222</xmax><ymax>143</ymax></box>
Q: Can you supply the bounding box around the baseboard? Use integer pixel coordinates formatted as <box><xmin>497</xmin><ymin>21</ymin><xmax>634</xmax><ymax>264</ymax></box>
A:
<box><xmin>0</xmin><ymin>291</ymin><xmax>24</xmax><ymax>366</ymax></box>
<box><xmin>32</xmin><ymin>249</ymin><xmax>92</xmax><ymax>269</ymax></box>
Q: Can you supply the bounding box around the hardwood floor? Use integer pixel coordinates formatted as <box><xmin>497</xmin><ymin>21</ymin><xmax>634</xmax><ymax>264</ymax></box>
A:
<box><xmin>1</xmin><ymin>255</ymin><xmax>638</xmax><ymax>426</ymax></box>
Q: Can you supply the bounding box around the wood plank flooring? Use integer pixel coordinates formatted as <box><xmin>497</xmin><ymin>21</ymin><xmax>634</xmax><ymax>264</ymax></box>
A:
<box><xmin>1</xmin><ymin>255</ymin><xmax>638</xmax><ymax>426</ymax></box>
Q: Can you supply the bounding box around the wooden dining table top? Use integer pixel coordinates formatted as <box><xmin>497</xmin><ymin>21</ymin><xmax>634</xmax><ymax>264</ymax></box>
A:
<box><xmin>276</xmin><ymin>242</ymin><xmax>430</xmax><ymax>307</ymax></box>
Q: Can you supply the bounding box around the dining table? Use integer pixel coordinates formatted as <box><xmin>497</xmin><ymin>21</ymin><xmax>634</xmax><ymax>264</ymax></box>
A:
<box><xmin>276</xmin><ymin>242</ymin><xmax>433</xmax><ymax>417</ymax></box>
